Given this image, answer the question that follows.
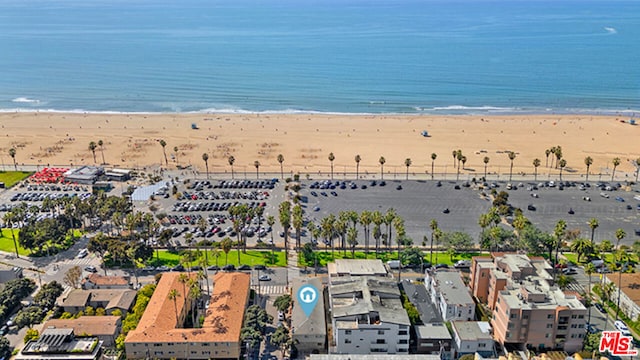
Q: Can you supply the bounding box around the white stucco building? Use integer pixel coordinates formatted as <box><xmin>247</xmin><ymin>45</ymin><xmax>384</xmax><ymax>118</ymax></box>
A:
<box><xmin>330</xmin><ymin>277</ymin><xmax>410</xmax><ymax>354</ymax></box>
<box><xmin>425</xmin><ymin>270</ymin><xmax>475</xmax><ymax>321</ymax></box>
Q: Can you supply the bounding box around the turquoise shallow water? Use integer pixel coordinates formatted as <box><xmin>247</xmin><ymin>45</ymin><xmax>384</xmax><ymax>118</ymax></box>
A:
<box><xmin>0</xmin><ymin>0</ymin><xmax>638</xmax><ymax>114</ymax></box>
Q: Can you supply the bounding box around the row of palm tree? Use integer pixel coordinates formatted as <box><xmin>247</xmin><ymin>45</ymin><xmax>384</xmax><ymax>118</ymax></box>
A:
<box><xmin>167</xmin><ymin>273</ymin><xmax>203</xmax><ymax>329</ymax></box>
<box><xmin>196</xmin><ymin>148</ymin><xmax>636</xmax><ymax>182</ymax></box>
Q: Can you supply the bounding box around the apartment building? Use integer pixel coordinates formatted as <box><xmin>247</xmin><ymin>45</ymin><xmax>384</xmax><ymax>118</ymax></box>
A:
<box><xmin>414</xmin><ymin>323</ymin><xmax>453</xmax><ymax>358</ymax></box>
<box><xmin>330</xmin><ymin>276</ymin><xmax>410</xmax><ymax>354</ymax></box>
<box><xmin>451</xmin><ymin>321</ymin><xmax>495</xmax><ymax>358</ymax></box>
<box><xmin>604</xmin><ymin>272</ymin><xmax>640</xmax><ymax>321</ymax></box>
<box><xmin>425</xmin><ymin>270</ymin><xmax>475</xmax><ymax>321</ymax></box>
<box><xmin>125</xmin><ymin>272</ymin><xmax>250</xmax><ymax>359</ymax></box>
<box><xmin>82</xmin><ymin>274</ymin><xmax>131</xmax><ymax>290</ymax></box>
<box><xmin>16</xmin><ymin>328</ymin><xmax>104</xmax><ymax>360</ymax></box>
<box><xmin>291</xmin><ymin>277</ymin><xmax>327</xmax><ymax>356</ymax></box>
<box><xmin>470</xmin><ymin>253</ymin><xmax>587</xmax><ymax>353</ymax></box>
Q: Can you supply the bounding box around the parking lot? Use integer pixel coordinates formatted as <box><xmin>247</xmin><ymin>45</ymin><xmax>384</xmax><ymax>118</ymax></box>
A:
<box><xmin>299</xmin><ymin>179</ymin><xmax>640</xmax><ymax>246</ymax></box>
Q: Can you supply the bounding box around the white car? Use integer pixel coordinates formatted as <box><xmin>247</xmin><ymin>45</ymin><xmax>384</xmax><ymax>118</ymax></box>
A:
<box><xmin>615</xmin><ymin>320</ymin><xmax>631</xmax><ymax>336</ymax></box>
<box><xmin>600</xmin><ymin>192</ymin><xmax>610</xmax><ymax>198</ymax></box>
<box><xmin>77</xmin><ymin>249</ymin><xmax>89</xmax><ymax>258</ymax></box>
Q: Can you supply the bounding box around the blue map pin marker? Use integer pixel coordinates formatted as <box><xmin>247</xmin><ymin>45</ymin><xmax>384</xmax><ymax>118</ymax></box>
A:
<box><xmin>297</xmin><ymin>284</ymin><xmax>319</xmax><ymax>318</ymax></box>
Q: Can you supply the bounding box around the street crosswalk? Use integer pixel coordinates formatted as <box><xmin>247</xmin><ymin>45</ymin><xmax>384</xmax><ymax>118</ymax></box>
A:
<box><xmin>64</xmin><ymin>256</ymin><xmax>97</xmax><ymax>266</ymax></box>
<box><xmin>256</xmin><ymin>285</ymin><xmax>287</xmax><ymax>295</ymax></box>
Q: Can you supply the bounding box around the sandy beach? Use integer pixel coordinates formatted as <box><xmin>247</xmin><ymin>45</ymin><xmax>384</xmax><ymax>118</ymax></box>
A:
<box><xmin>0</xmin><ymin>112</ymin><xmax>638</xmax><ymax>181</ymax></box>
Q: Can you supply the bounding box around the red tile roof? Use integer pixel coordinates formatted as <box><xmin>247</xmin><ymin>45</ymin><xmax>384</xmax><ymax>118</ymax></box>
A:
<box><xmin>125</xmin><ymin>272</ymin><xmax>250</xmax><ymax>344</ymax></box>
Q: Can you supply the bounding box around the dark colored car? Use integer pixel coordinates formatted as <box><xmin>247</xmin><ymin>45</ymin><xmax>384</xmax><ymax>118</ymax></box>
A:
<box><xmin>222</xmin><ymin>264</ymin><xmax>235</xmax><ymax>271</ymax></box>
<box><xmin>238</xmin><ymin>264</ymin><xmax>251</xmax><ymax>271</ymax></box>
<box><xmin>435</xmin><ymin>263</ymin><xmax>449</xmax><ymax>269</ymax></box>
<box><xmin>254</xmin><ymin>265</ymin><xmax>266</xmax><ymax>270</ymax></box>
<box><xmin>172</xmin><ymin>264</ymin><xmax>185</xmax><ymax>272</ymax></box>
<box><xmin>595</xmin><ymin>303</ymin><xmax>606</xmax><ymax>313</ymax></box>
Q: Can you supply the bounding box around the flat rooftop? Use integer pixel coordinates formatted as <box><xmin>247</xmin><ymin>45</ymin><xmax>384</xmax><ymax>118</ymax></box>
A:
<box><xmin>430</xmin><ymin>271</ymin><xmax>474</xmax><ymax>305</ymax></box>
<box><xmin>328</xmin><ymin>259</ymin><xmax>387</xmax><ymax>277</ymax></box>
<box><xmin>452</xmin><ymin>321</ymin><xmax>493</xmax><ymax>342</ymax></box>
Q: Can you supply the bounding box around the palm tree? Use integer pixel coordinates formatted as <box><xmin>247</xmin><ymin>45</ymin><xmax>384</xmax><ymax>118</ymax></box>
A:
<box><xmin>372</xmin><ymin>211</ymin><xmax>383</xmax><ymax>255</ymax></box>
<box><xmin>584</xmin><ymin>156</ymin><xmax>593</xmax><ymax>182</ymax></box>
<box><xmin>452</xmin><ymin>150</ymin><xmax>457</xmax><ymax>167</ymax></box>
<box><xmin>173</xmin><ymin>146</ymin><xmax>179</xmax><ymax>164</ymax></box>
<box><xmin>328</xmin><ymin>152</ymin><xmax>335</xmax><ymax>179</ymax></box>
<box><xmin>532</xmin><ymin>158</ymin><xmax>541</xmax><ymax>181</ymax></box>
<box><xmin>554</xmin><ymin>146</ymin><xmax>563</xmax><ymax>169</ymax></box>
<box><xmin>254</xmin><ymin>160</ymin><xmax>260</xmax><ymax>179</ymax></box>
<box><xmin>588</xmin><ymin>218</ymin><xmax>599</xmax><ymax>248</ymax></box>
<box><xmin>483</xmin><ymin>156</ymin><xmax>490</xmax><ymax>179</ymax></box>
<box><xmin>279</xmin><ymin>202</ymin><xmax>291</xmax><ymax>258</ymax></box>
<box><xmin>635</xmin><ymin>157</ymin><xmax>640</xmax><ymax>183</ymax></box>
<box><xmin>558</xmin><ymin>159</ymin><xmax>567</xmax><ymax>181</ymax></box>
<box><xmin>360</xmin><ymin>211</ymin><xmax>372</xmax><ymax>255</ymax></box>
<box><xmin>379</xmin><ymin>156</ymin><xmax>386</xmax><ymax>179</ymax></box>
<box><xmin>202</xmin><ymin>153</ymin><xmax>209</xmax><ymax>178</ymax></box>
<box><xmin>601</xmin><ymin>281</ymin><xmax>615</xmax><ymax>330</ymax></box>
<box><xmin>553</xmin><ymin>220</ymin><xmax>567</xmax><ymax>277</ymax></box>
<box><xmin>228</xmin><ymin>156</ymin><xmax>236</xmax><ymax>179</ymax></box>
<box><xmin>545</xmin><ymin>148</ymin><xmax>551</xmax><ymax>168</ymax></box>
<box><xmin>159</xmin><ymin>140</ymin><xmax>168</xmax><ymax>166</ymax></box>
<box><xmin>188</xmin><ymin>283</ymin><xmax>202</xmax><ymax>327</ymax></box>
<box><xmin>277</xmin><ymin>154</ymin><xmax>285</xmax><ymax>179</ymax></box>
<box><xmin>168</xmin><ymin>289</ymin><xmax>181</xmax><ymax>326</ymax></box>
<box><xmin>98</xmin><ymin>139</ymin><xmax>105</xmax><ymax>164</ymax></box>
<box><xmin>2</xmin><ymin>211</ymin><xmax>20</xmax><ymax>258</ymax></box>
<box><xmin>615</xmin><ymin>228</ymin><xmax>626</xmax><ymax>250</ymax></box>
<box><xmin>354</xmin><ymin>154</ymin><xmax>361</xmax><ymax>179</ymax></box>
<box><xmin>221</xmin><ymin>237</ymin><xmax>232</xmax><ymax>265</ymax></box>
<box><xmin>508</xmin><ymin>151</ymin><xmax>516</xmax><ymax>181</ymax></box>
<box><xmin>8</xmin><ymin>148</ymin><xmax>17</xmax><ymax>170</ymax></box>
<box><xmin>456</xmin><ymin>150</ymin><xmax>463</xmax><ymax>180</ymax></box>
<box><xmin>404</xmin><ymin>158</ymin><xmax>411</xmax><ymax>180</ymax></box>
<box><xmin>430</xmin><ymin>153</ymin><xmax>437</xmax><ymax>179</ymax></box>
<box><xmin>429</xmin><ymin>219</ymin><xmax>438</xmax><ymax>264</ymax></box>
<box><xmin>614</xmin><ymin>249</ymin><xmax>630</xmax><ymax>321</ymax></box>
<box><xmin>612</xmin><ymin>157</ymin><xmax>621</xmax><ymax>181</ymax></box>
<box><xmin>584</xmin><ymin>262</ymin><xmax>596</xmax><ymax>325</ymax></box>
<box><xmin>570</xmin><ymin>238</ymin><xmax>592</xmax><ymax>263</ymax></box>
<box><xmin>347</xmin><ymin>226</ymin><xmax>358</xmax><ymax>258</ymax></box>
<box><xmin>88</xmin><ymin>141</ymin><xmax>97</xmax><ymax>163</ymax></box>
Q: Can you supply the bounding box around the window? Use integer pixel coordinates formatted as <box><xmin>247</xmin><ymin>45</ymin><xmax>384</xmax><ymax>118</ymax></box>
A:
<box><xmin>545</xmin><ymin>334</ymin><xmax>550</xmax><ymax>338</ymax></box>
<box><xmin>578</xmin><ymin>324</ymin><xmax>584</xmax><ymax>328</ymax></box>
<box><xmin>578</xmin><ymin>315</ymin><xmax>584</xmax><ymax>319</ymax></box>
<box><xmin>378</xmin><ymin>330</ymin><xmax>385</xmax><ymax>335</ymax></box>
<box><xmin>547</xmin><ymin>314</ymin><xmax>553</xmax><ymax>319</ymax></box>
<box><xmin>571</xmin><ymin>324</ymin><xmax>577</xmax><ymax>328</ymax></box>
<box><xmin>546</xmin><ymin>324</ymin><xmax>553</xmax><ymax>328</ymax></box>
<box><xmin>344</xmin><ymin>339</ymin><xmax>351</xmax><ymax>344</ymax></box>
<box><xmin>399</xmin><ymin>339</ymin><xmax>408</xmax><ymax>344</ymax></box>
<box><xmin>345</xmin><ymin>330</ymin><xmax>352</xmax><ymax>335</ymax></box>
<box><xmin>479</xmin><ymin>343</ymin><xmax>486</xmax><ymax>348</ymax></box>
<box><xmin>399</xmin><ymin>330</ymin><xmax>408</xmax><ymax>336</ymax></box>
<box><xmin>510</xmin><ymin>314</ymin><xmax>516</xmax><ymax>319</ymax></box>
<box><xmin>571</xmin><ymin>315</ymin><xmax>577</xmax><ymax>319</ymax></box>
<box><xmin>508</xmin><ymin>323</ymin><xmax>514</xmax><ymax>329</ymax></box>
<box><xmin>523</xmin><ymin>314</ymin><xmax>529</xmax><ymax>319</ymax></box>
<box><xmin>376</xmin><ymin>339</ymin><xmax>386</xmax><ymax>344</ymax></box>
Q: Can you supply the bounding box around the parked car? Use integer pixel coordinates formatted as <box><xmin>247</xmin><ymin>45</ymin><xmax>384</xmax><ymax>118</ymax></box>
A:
<box><xmin>222</xmin><ymin>264</ymin><xmax>235</xmax><ymax>271</ymax></box>
<box><xmin>84</xmin><ymin>265</ymin><xmax>98</xmax><ymax>273</ymax></box>
<box><xmin>595</xmin><ymin>303</ymin><xmax>606</xmax><ymax>313</ymax></box>
<box><xmin>562</xmin><ymin>268</ymin><xmax>577</xmax><ymax>275</ymax></box>
<box><xmin>77</xmin><ymin>249</ymin><xmax>88</xmax><ymax>258</ymax></box>
<box><xmin>454</xmin><ymin>260</ymin><xmax>471</xmax><ymax>268</ymax></box>
<box><xmin>435</xmin><ymin>263</ymin><xmax>449</xmax><ymax>269</ymax></box>
<box><xmin>238</xmin><ymin>264</ymin><xmax>251</xmax><ymax>271</ymax></box>
<box><xmin>258</xmin><ymin>275</ymin><xmax>271</xmax><ymax>281</ymax></box>
<box><xmin>253</xmin><ymin>265</ymin><xmax>266</xmax><ymax>270</ymax></box>
<box><xmin>615</xmin><ymin>320</ymin><xmax>632</xmax><ymax>336</ymax></box>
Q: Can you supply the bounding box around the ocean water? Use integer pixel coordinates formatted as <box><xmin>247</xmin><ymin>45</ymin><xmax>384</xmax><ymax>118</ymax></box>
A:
<box><xmin>0</xmin><ymin>0</ymin><xmax>638</xmax><ymax>114</ymax></box>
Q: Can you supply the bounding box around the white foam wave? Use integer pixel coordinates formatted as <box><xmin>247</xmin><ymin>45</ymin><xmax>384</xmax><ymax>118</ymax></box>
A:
<box><xmin>604</xmin><ymin>27</ymin><xmax>617</xmax><ymax>34</ymax></box>
<box><xmin>1</xmin><ymin>106</ymin><xmax>638</xmax><ymax>116</ymax></box>
<box><xmin>12</xmin><ymin>97</ymin><xmax>40</xmax><ymax>104</ymax></box>
<box><xmin>416</xmin><ymin>105</ymin><xmax>517</xmax><ymax>112</ymax></box>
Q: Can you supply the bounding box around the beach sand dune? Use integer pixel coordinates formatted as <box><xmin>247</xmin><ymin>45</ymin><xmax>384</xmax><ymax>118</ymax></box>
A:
<box><xmin>1</xmin><ymin>112</ymin><xmax>638</xmax><ymax>180</ymax></box>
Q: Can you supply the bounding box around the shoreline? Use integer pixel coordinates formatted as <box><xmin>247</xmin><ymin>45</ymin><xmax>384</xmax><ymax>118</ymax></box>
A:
<box><xmin>2</xmin><ymin>107</ymin><xmax>640</xmax><ymax>117</ymax></box>
<box><xmin>1</xmin><ymin>112</ymin><xmax>639</xmax><ymax>180</ymax></box>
